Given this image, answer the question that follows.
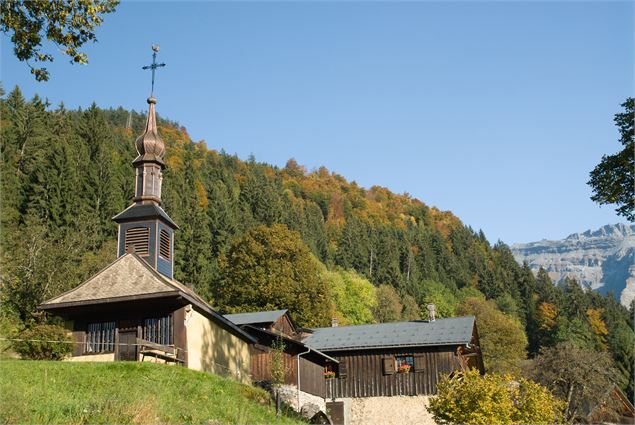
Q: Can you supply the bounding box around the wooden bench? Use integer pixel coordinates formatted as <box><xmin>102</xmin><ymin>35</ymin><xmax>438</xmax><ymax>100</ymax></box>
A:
<box><xmin>137</xmin><ymin>338</ymin><xmax>184</xmax><ymax>365</ymax></box>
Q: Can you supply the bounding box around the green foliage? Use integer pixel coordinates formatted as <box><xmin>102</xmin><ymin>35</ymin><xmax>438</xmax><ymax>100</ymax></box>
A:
<box><xmin>1</xmin><ymin>1</ymin><xmax>119</xmax><ymax>81</ymax></box>
<box><xmin>588</xmin><ymin>98</ymin><xmax>634</xmax><ymax>221</ymax></box>
<box><xmin>528</xmin><ymin>342</ymin><xmax>621</xmax><ymax>422</ymax></box>
<box><xmin>373</xmin><ymin>284</ymin><xmax>402</xmax><ymax>323</ymax></box>
<box><xmin>13</xmin><ymin>323</ymin><xmax>72</xmax><ymax>360</ymax></box>
<box><xmin>270</xmin><ymin>338</ymin><xmax>286</xmax><ymax>386</ymax></box>
<box><xmin>0</xmin><ymin>306</ymin><xmax>22</xmax><ymax>358</ymax></box>
<box><xmin>327</xmin><ymin>268</ymin><xmax>377</xmax><ymax>325</ymax></box>
<box><xmin>217</xmin><ymin>224</ymin><xmax>333</xmax><ymax>327</ymax></box>
<box><xmin>458</xmin><ymin>297</ymin><xmax>527</xmax><ymax>375</ymax></box>
<box><xmin>428</xmin><ymin>368</ymin><xmax>564</xmax><ymax>425</ymax></box>
<box><xmin>420</xmin><ymin>280</ymin><xmax>458</xmax><ymax>318</ymax></box>
<box><xmin>0</xmin><ymin>360</ymin><xmax>301</xmax><ymax>424</ymax></box>
<box><xmin>401</xmin><ymin>294</ymin><xmax>420</xmax><ymax>321</ymax></box>
<box><xmin>494</xmin><ymin>293</ymin><xmax>520</xmax><ymax>320</ymax></box>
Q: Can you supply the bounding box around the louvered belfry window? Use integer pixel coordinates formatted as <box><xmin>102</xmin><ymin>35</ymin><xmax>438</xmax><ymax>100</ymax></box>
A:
<box><xmin>159</xmin><ymin>229</ymin><xmax>170</xmax><ymax>260</ymax></box>
<box><xmin>125</xmin><ymin>226</ymin><xmax>149</xmax><ymax>256</ymax></box>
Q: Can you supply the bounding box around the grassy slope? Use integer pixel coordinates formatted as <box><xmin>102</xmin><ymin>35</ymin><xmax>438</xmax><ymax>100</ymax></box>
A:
<box><xmin>0</xmin><ymin>360</ymin><xmax>303</xmax><ymax>425</ymax></box>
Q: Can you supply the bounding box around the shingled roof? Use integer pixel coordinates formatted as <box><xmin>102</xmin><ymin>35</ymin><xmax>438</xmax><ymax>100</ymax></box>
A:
<box><xmin>224</xmin><ymin>309</ymin><xmax>288</xmax><ymax>326</ymax></box>
<box><xmin>304</xmin><ymin>316</ymin><xmax>476</xmax><ymax>352</ymax></box>
<box><xmin>39</xmin><ymin>253</ymin><xmax>255</xmax><ymax>343</ymax></box>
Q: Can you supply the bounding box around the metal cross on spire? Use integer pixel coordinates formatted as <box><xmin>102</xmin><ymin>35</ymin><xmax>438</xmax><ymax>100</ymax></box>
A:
<box><xmin>142</xmin><ymin>44</ymin><xmax>166</xmax><ymax>97</ymax></box>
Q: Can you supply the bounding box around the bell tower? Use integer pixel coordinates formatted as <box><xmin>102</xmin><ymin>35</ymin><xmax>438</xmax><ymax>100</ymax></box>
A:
<box><xmin>113</xmin><ymin>45</ymin><xmax>177</xmax><ymax>279</ymax></box>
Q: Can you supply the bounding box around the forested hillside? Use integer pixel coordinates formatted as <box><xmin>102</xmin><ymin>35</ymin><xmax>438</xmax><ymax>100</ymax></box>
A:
<box><xmin>1</xmin><ymin>86</ymin><xmax>633</xmax><ymax>400</ymax></box>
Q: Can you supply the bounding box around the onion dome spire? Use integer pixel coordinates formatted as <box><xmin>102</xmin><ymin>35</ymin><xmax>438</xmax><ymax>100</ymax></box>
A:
<box><xmin>133</xmin><ymin>96</ymin><xmax>165</xmax><ymax>167</ymax></box>
<box><xmin>132</xmin><ymin>45</ymin><xmax>167</xmax><ymax>205</ymax></box>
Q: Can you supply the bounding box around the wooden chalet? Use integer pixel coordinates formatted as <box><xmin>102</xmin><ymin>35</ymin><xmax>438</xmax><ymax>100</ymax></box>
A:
<box><xmin>300</xmin><ymin>316</ymin><xmax>483</xmax><ymax>424</ymax></box>
<box><xmin>303</xmin><ymin>316</ymin><xmax>483</xmax><ymax>398</ymax></box>
<box><xmin>39</xmin><ymin>95</ymin><xmax>255</xmax><ymax>383</ymax></box>
<box><xmin>224</xmin><ymin>310</ymin><xmax>338</xmax><ymax>398</ymax></box>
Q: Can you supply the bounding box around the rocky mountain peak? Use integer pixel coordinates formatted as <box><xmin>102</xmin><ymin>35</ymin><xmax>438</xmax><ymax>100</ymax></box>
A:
<box><xmin>511</xmin><ymin>223</ymin><xmax>635</xmax><ymax>307</ymax></box>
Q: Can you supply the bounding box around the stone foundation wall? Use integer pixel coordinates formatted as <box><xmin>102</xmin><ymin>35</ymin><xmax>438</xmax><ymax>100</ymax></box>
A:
<box><xmin>348</xmin><ymin>395</ymin><xmax>435</xmax><ymax>425</ymax></box>
<box><xmin>277</xmin><ymin>384</ymin><xmax>326</xmax><ymax>415</ymax></box>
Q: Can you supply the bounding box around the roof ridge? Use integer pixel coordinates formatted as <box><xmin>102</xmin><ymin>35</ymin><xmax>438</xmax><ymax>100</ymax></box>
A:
<box><xmin>311</xmin><ymin>315</ymin><xmax>475</xmax><ymax>331</ymax></box>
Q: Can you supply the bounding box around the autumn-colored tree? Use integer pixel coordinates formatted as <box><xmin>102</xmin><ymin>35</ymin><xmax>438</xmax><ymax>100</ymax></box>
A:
<box><xmin>216</xmin><ymin>224</ymin><xmax>333</xmax><ymax>327</ymax></box>
<box><xmin>536</xmin><ymin>302</ymin><xmax>558</xmax><ymax>331</ymax></box>
<box><xmin>528</xmin><ymin>342</ymin><xmax>621</xmax><ymax>422</ymax></box>
<box><xmin>428</xmin><ymin>368</ymin><xmax>564</xmax><ymax>425</ymax></box>
<box><xmin>586</xmin><ymin>308</ymin><xmax>609</xmax><ymax>350</ymax></box>
<box><xmin>458</xmin><ymin>297</ymin><xmax>527</xmax><ymax>375</ymax></box>
<box><xmin>373</xmin><ymin>284</ymin><xmax>402</xmax><ymax>323</ymax></box>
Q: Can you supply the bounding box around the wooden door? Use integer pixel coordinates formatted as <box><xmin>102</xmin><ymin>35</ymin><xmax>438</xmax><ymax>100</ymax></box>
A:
<box><xmin>326</xmin><ymin>401</ymin><xmax>345</xmax><ymax>425</ymax></box>
<box><xmin>118</xmin><ymin>330</ymin><xmax>137</xmax><ymax>361</ymax></box>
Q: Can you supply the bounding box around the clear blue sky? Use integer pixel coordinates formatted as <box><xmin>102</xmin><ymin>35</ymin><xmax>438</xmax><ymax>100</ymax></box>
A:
<box><xmin>2</xmin><ymin>1</ymin><xmax>632</xmax><ymax>245</ymax></box>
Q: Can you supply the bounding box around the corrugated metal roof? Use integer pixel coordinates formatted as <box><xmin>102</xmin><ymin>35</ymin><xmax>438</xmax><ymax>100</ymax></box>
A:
<box><xmin>303</xmin><ymin>316</ymin><xmax>475</xmax><ymax>351</ymax></box>
<box><xmin>224</xmin><ymin>310</ymin><xmax>288</xmax><ymax>325</ymax></box>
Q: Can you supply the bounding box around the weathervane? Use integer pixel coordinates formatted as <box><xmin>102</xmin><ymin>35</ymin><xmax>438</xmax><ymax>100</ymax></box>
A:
<box><xmin>142</xmin><ymin>44</ymin><xmax>166</xmax><ymax>97</ymax></box>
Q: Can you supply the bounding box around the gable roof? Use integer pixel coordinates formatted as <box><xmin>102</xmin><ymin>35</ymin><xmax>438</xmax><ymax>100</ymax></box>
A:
<box><xmin>241</xmin><ymin>325</ymin><xmax>339</xmax><ymax>364</ymax></box>
<box><xmin>304</xmin><ymin>316</ymin><xmax>476</xmax><ymax>352</ymax></box>
<box><xmin>224</xmin><ymin>309</ymin><xmax>288</xmax><ymax>326</ymax></box>
<box><xmin>40</xmin><ymin>254</ymin><xmax>178</xmax><ymax>307</ymax></box>
<box><xmin>39</xmin><ymin>253</ymin><xmax>255</xmax><ymax>343</ymax></box>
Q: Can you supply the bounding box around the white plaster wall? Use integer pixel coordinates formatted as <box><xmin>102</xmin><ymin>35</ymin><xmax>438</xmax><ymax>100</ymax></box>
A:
<box><xmin>185</xmin><ymin>308</ymin><xmax>251</xmax><ymax>384</ymax></box>
<box><xmin>66</xmin><ymin>353</ymin><xmax>115</xmax><ymax>362</ymax></box>
<box><xmin>345</xmin><ymin>396</ymin><xmax>436</xmax><ymax>425</ymax></box>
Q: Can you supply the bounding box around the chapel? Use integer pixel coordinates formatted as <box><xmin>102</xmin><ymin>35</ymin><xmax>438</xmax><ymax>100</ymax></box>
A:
<box><xmin>39</xmin><ymin>94</ymin><xmax>254</xmax><ymax>382</ymax></box>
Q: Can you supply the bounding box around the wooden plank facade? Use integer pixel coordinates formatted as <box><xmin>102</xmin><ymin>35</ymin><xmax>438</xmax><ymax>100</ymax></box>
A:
<box><xmin>299</xmin><ymin>356</ymin><xmax>326</xmax><ymax>397</ymax></box>
<box><xmin>325</xmin><ymin>346</ymin><xmax>461</xmax><ymax>398</ymax></box>
<box><xmin>246</xmin><ymin>332</ymin><xmax>329</xmax><ymax>397</ymax></box>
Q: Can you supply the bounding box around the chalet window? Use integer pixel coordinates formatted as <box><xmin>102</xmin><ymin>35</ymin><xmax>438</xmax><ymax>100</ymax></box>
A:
<box><xmin>382</xmin><ymin>357</ymin><xmax>395</xmax><ymax>375</ymax></box>
<box><xmin>324</xmin><ymin>363</ymin><xmax>336</xmax><ymax>379</ymax></box>
<box><xmin>414</xmin><ymin>354</ymin><xmax>425</xmax><ymax>372</ymax></box>
<box><xmin>125</xmin><ymin>226</ymin><xmax>149</xmax><ymax>256</ymax></box>
<box><xmin>159</xmin><ymin>229</ymin><xmax>170</xmax><ymax>260</ymax></box>
<box><xmin>85</xmin><ymin>321</ymin><xmax>116</xmax><ymax>353</ymax></box>
<box><xmin>143</xmin><ymin>315</ymin><xmax>173</xmax><ymax>345</ymax></box>
<box><xmin>338</xmin><ymin>362</ymin><xmax>348</xmax><ymax>379</ymax></box>
<box><xmin>396</xmin><ymin>355</ymin><xmax>414</xmax><ymax>373</ymax></box>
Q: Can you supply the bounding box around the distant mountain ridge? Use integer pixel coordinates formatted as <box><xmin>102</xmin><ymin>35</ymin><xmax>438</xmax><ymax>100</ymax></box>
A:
<box><xmin>511</xmin><ymin>224</ymin><xmax>635</xmax><ymax>307</ymax></box>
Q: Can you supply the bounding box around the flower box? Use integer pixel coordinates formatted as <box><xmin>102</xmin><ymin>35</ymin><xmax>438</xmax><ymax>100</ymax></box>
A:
<box><xmin>397</xmin><ymin>364</ymin><xmax>412</xmax><ymax>373</ymax></box>
<box><xmin>324</xmin><ymin>371</ymin><xmax>336</xmax><ymax>379</ymax></box>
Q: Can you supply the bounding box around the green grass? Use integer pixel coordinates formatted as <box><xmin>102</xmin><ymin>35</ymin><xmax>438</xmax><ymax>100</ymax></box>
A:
<box><xmin>0</xmin><ymin>360</ymin><xmax>304</xmax><ymax>425</ymax></box>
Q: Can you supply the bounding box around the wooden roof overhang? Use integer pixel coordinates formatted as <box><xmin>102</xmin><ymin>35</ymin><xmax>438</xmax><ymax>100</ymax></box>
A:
<box><xmin>243</xmin><ymin>325</ymin><xmax>338</xmax><ymax>365</ymax></box>
<box><xmin>39</xmin><ymin>290</ymin><xmax>181</xmax><ymax>312</ymax></box>
<box><xmin>38</xmin><ymin>254</ymin><xmax>256</xmax><ymax>344</ymax></box>
<box><xmin>40</xmin><ymin>290</ymin><xmax>256</xmax><ymax>344</ymax></box>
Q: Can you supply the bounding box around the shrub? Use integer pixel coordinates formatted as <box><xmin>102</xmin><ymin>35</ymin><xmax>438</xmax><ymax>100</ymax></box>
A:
<box><xmin>13</xmin><ymin>323</ymin><xmax>72</xmax><ymax>360</ymax></box>
<box><xmin>428</xmin><ymin>368</ymin><xmax>564</xmax><ymax>425</ymax></box>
